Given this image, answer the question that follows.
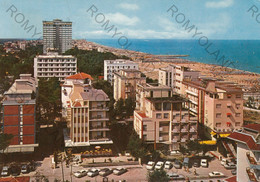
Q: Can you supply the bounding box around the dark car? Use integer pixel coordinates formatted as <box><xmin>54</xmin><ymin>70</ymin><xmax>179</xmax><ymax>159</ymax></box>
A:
<box><xmin>99</xmin><ymin>168</ymin><xmax>113</xmax><ymax>177</ymax></box>
<box><xmin>173</xmin><ymin>160</ymin><xmax>182</xmax><ymax>169</ymax></box>
<box><xmin>10</xmin><ymin>165</ymin><xmax>20</xmax><ymax>176</ymax></box>
<box><xmin>193</xmin><ymin>159</ymin><xmax>200</xmax><ymax>167</ymax></box>
<box><xmin>21</xmin><ymin>164</ymin><xmax>30</xmax><ymax>174</ymax></box>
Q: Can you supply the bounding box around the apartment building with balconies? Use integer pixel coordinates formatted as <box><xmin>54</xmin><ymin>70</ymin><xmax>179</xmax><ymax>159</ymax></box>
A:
<box><xmin>1</xmin><ymin>74</ymin><xmax>38</xmax><ymax>153</ymax></box>
<box><xmin>182</xmin><ymin>77</ymin><xmax>244</xmax><ymax>138</ymax></box>
<box><xmin>34</xmin><ymin>52</ymin><xmax>77</xmax><ymax>82</ymax></box>
<box><xmin>133</xmin><ymin>83</ymin><xmax>198</xmax><ymax>150</ymax></box>
<box><xmin>159</xmin><ymin>64</ymin><xmax>200</xmax><ymax>95</ymax></box>
<box><xmin>61</xmin><ymin>72</ymin><xmax>93</xmax><ymax>117</ymax></box>
<box><xmin>113</xmin><ymin>69</ymin><xmax>146</xmax><ymax>101</ymax></box>
<box><xmin>228</xmin><ymin>124</ymin><xmax>260</xmax><ymax>182</ymax></box>
<box><xmin>104</xmin><ymin>59</ymin><xmax>139</xmax><ymax>85</ymax></box>
<box><xmin>64</xmin><ymin>82</ymin><xmax>113</xmax><ymax>147</ymax></box>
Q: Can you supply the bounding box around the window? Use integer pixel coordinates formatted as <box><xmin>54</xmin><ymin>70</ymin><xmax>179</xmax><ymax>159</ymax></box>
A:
<box><xmin>227</xmin><ymin>94</ymin><xmax>232</xmax><ymax>98</ymax></box>
<box><xmin>216</xmin><ymin>113</ymin><xmax>221</xmax><ymax>118</ymax></box>
<box><xmin>163</xmin><ymin>103</ymin><xmax>171</xmax><ymax>111</ymax></box>
<box><xmin>216</xmin><ymin>123</ymin><xmax>221</xmax><ymax>127</ymax></box>
<box><xmin>235</xmin><ymin>113</ymin><xmax>241</xmax><ymax>117</ymax></box>
<box><xmin>164</xmin><ymin>113</ymin><xmax>169</xmax><ymax>119</ymax></box>
<box><xmin>143</xmin><ymin>134</ymin><xmax>147</xmax><ymax>140</ymax></box>
<box><xmin>235</xmin><ymin>122</ymin><xmax>240</xmax><ymax>126</ymax></box>
<box><xmin>155</xmin><ymin>103</ymin><xmax>162</xmax><ymax>111</ymax></box>
<box><xmin>156</xmin><ymin>113</ymin><xmax>162</xmax><ymax>119</ymax></box>
<box><xmin>236</xmin><ymin>94</ymin><xmax>241</xmax><ymax>98</ymax></box>
<box><xmin>236</xmin><ymin>104</ymin><xmax>241</xmax><ymax>109</ymax></box>
<box><xmin>143</xmin><ymin>125</ymin><xmax>147</xmax><ymax>131</ymax></box>
<box><xmin>216</xmin><ymin>104</ymin><xmax>221</xmax><ymax>108</ymax></box>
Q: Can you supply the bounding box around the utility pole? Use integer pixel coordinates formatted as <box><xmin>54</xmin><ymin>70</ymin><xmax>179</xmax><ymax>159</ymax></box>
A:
<box><xmin>70</xmin><ymin>164</ymin><xmax>73</xmax><ymax>182</ymax></box>
<box><xmin>61</xmin><ymin>156</ymin><xmax>65</xmax><ymax>182</ymax></box>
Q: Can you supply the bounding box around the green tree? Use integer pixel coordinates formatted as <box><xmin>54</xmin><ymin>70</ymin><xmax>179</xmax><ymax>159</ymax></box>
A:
<box><xmin>127</xmin><ymin>131</ymin><xmax>147</xmax><ymax>159</ymax></box>
<box><xmin>0</xmin><ymin>133</ymin><xmax>13</xmax><ymax>152</ymax></box>
<box><xmin>147</xmin><ymin>170</ymin><xmax>169</xmax><ymax>182</ymax></box>
<box><xmin>37</xmin><ymin>77</ymin><xmax>61</xmax><ymax>124</ymax></box>
<box><xmin>125</xmin><ymin>98</ymin><xmax>136</xmax><ymax>117</ymax></box>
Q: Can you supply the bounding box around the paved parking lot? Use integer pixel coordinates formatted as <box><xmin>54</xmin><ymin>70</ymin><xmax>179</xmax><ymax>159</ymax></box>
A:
<box><xmin>1</xmin><ymin>154</ymin><xmax>235</xmax><ymax>182</ymax></box>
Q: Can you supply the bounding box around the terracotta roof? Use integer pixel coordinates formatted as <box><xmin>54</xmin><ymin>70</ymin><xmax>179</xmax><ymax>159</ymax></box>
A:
<box><xmin>74</xmin><ymin>101</ymin><xmax>82</xmax><ymax>107</ymax></box>
<box><xmin>244</xmin><ymin>124</ymin><xmax>260</xmax><ymax>133</ymax></box>
<box><xmin>66</xmin><ymin>72</ymin><xmax>93</xmax><ymax>80</ymax></box>
<box><xmin>137</xmin><ymin>112</ymin><xmax>147</xmax><ymax>118</ymax></box>
<box><xmin>228</xmin><ymin>132</ymin><xmax>260</xmax><ymax>151</ymax></box>
<box><xmin>0</xmin><ymin>177</ymin><xmax>30</xmax><ymax>182</ymax></box>
<box><xmin>224</xmin><ymin>176</ymin><xmax>237</xmax><ymax>182</ymax></box>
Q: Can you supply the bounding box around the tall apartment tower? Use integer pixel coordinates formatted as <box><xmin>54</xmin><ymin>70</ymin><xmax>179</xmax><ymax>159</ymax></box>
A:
<box><xmin>1</xmin><ymin>74</ymin><xmax>38</xmax><ymax>153</ymax></box>
<box><xmin>43</xmin><ymin>19</ymin><xmax>72</xmax><ymax>54</ymax></box>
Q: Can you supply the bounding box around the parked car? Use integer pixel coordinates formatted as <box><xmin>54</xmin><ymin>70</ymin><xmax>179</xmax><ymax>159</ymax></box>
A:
<box><xmin>167</xmin><ymin>172</ymin><xmax>185</xmax><ymax>180</ymax></box>
<box><xmin>183</xmin><ymin>157</ymin><xmax>190</xmax><ymax>167</ymax></box>
<box><xmin>224</xmin><ymin>162</ymin><xmax>236</xmax><ymax>169</ymax></box>
<box><xmin>99</xmin><ymin>168</ymin><xmax>113</xmax><ymax>177</ymax></box>
<box><xmin>10</xmin><ymin>165</ymin><xmax>20</xmax><ymax>176</ymax></box>
<box><xmin>113</xmin><ymin>168</ymin><xmax>127</xmax><ymax>175</ymax></box>
<box><xmin>1</xmin><ymin>166</ymin><xmax>9</xmax><ymax>176</ymax></box>
<box><xmin>231</xmin><ymin>169</ymin><xmax>236</xmax><ymax>175</ymax></box>
<box><xmin>193</xmin><ymin>159</ymin><xmax>200</xmax><ymax>167</ymax></box>
<box><xmin>146</xmin><ymin>161</ymin><xmax>155</xmax><ymax>170</ymax></box>
<box><xmin>87</xmin><ymin>168</ymin><xmax>99</xmax><ymax>177</ymax></box>
<box><xmin>170</xmin><ymin>150</ymin><xmax>180</xmax><ymax>155</ymax></box>
<box><xmin>164</xmin><ymin>161</ymin><xmax>173</xmax><ymax>170</ymax></box>
<box><xmin>208</xmin><ymin>171</ymin><xmax>224</xmax><ymax>178</ymax></box>
<box><xmin>73</xmin><ymin>169</ymin><xmax>88</xmax><ymax>178</ymax></box>
<box><xmin>155</xmin><ymin>161</ymin><xmax>164</xmax><ymax>170</ymax></box>
<box><xmin>173</xmin><ymin>160</ymin><xmax>182</xmax><ymax>169</ymax></box>
<box><xmin>201</xmin><ymin>159</ymin><xmax>208</xmax><ymax>167</ymax></box>
<box><xmin>21</xmin><ymin>164</ymin><xmax>30</xmax><ymax>174</ymax></box>
<box><xmin>221</xmin><ymin>158</ymin><xmax>230</xmax><ymax>166</ymax></box>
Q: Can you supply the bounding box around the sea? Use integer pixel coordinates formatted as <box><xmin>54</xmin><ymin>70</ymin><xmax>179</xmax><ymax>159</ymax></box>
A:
<box><xmin>89</xmin><ymin>39</ymin><xmax>260</xmax><ymax>74</ymax></box>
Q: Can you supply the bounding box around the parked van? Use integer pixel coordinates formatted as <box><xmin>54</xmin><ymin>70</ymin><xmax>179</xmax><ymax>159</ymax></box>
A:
<box><xmin>183</xmin><ymin>157</ymin><xmax>189</xmax><ymax>167</ymax></box>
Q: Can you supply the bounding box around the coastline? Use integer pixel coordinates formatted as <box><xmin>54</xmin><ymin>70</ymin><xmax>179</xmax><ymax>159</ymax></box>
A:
<box><xmin>73</xmin><ymin>39</ymin><xmax>260</xmax><ymax>91</ymax></box>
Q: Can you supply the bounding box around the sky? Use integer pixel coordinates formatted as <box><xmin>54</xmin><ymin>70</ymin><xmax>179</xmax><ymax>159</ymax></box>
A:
<box><xmin>0</xmin><ymin>0</ymin><xmax>260</xmax><ymax>40</ymax></box>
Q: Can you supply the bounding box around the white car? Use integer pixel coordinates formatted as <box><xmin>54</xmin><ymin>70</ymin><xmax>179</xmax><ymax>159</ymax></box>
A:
<box><xmin>1</xmin><ymin>166</ymin><xmax>9</xmax><ymax>176</ymax></box>
<box><xmin>73</xmin><ymin>169</ymin><xmax>88</xmax><ymax>178</ymax></box>
<box><xmin>87</xmin><ymin>168</ymin><xmax>99</xmax><ymax>177</ymax></box>
<box><xmin>201</xmin><ymin>159</ymin><xmax>208</xmax><ymax>167</ymax></box>
<box><xmin>221</xmin><ymin>158</ymin><xmax>230</xmax><ymax>166</ymax></box>
<box><xmin>113</xmin><ymin>167</ymin><xmax>127</xmax><ymax>175</ymax></box>
<box><xmin>146</xmin><ymin>161</ymin><xmax>155</xmax><ymax>170</ymax></box>
<box><xmin>155</xmin><ymin>161</ymin><xmax>164</xmax><ymax>170</ymax></box>
<box><xmin>164</xmin><ymin>161</ymin><xmax>173</xmax><ymax>169</ymax></box>
<box><xmin>209</xmin><ymin>171</ymin><xmax>224</xmax><ymax>178</ymax></box>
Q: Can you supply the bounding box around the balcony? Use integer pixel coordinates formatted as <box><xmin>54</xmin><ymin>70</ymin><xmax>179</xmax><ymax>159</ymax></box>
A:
<box><xmin>181</xmin><ymin>128</ymin><xmax>188</xmax><ymax>133</ymax></box>
<box><xmin>186</xmin><ymin>89</ymin><xmax>198</xmax><ymax>96</ymax></box>
<box><xmin>246</xmin><ymin>168</ymin><xmax>258</xmax><ymax>182</ymax></box>
<box><xmin>89</xmin><ymin>116</ymin><xmax>109</xmax><ymax>121</ymax></box>
<box><xmin>172</xmin><ymin>128</ymin><xmax>180</xmax><ymax>133</ymax></box>
<box><xmin>189</xmin><ymin>127</ymin><xmax>196</xmax><ymax>133</ymax></box>
<box><xmin>180</xmin><ymin>138</ymin><xmax>187</xmax><ymax>143</ymax></box>
<box><xmin>172</xmin><ymin>138</ymin><xmax>180</xmax><ymax>143</ymax></box>
<box><xmin>181</xmin><ymin>119</ymin><xmax>188</xmax><ymax>124</ymax></box>
<box><xmin>246</xmin><ymin>152</ymin><xmax>260</xmax><ymax>170</ymax></box>
<box><xmin>172</xmin><ymin>119</ymin><xmax>179</xmax><ymax>124</ymax></box>
<box><xmin>89</xmin><ymin>106</ymin><xmax>109</xmax><ymax>111</ymax></box>
<box><xmin>89</xmin><ymin>126</ymin><xmax>110</xmax><ymax>132</ymax></box>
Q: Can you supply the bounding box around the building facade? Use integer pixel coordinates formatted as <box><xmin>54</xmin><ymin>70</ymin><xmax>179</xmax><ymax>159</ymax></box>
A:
<box><xmin>1</xmin><ymin>74</ymin><xmax>38</xmax><ymax>153</ymax></box>
<box><xmin>228</xmin><ymin>124</ymin><xmax>260</xmax><ymax>182</ymax></box>
<box><xmin>133</xmin><ymin>83</ymin><xmax>198</xmax><ymax>150</ymax></box>
<box><xmin>182</xmin><ymin>78</ymin><xmax>243</xmax><ymax>138</ymax></box>
<box><xmin>34</xmin><ymin>52</ymin><xmax>77</xmax><ymax>82</ymax></box>
<box><xmin>159</xmin><ymin>64</ymin><xmax>200</xmax><ymax>95</ymax></box>
<box><xmin>64</xmin><ymin>81</ymin><xmax>113</xmax><ymax>147</ymax></box>
<box><xmin>113</xmin><ymin>69</ymin><xmax>146</xmax><ymax>101</ymax></box>
<box><xmin>43</xmin><ymin>19</ymin><xmax>72</xmax><ymax>54</ymax></box>
<box><xmin>104</xmin><ymin>59</ymin><xmax>139</xmax><ymax>85</ymax></box>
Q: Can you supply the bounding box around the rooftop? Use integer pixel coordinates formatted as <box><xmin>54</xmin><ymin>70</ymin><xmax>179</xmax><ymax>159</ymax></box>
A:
<box><xmin>145</xmin><ymin>94</ymin><xmax>188</xmax><ymax>103</ymax></box>
<box><xmin>66</xmin><ymin>72</ymin><xmax>93</xmax><ymax>80</ymax></box>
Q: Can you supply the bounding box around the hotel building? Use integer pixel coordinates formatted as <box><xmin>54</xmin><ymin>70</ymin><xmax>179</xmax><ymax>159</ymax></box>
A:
<box><xmin>1</xmin><ymin>74</ymin><xmax>38</xmax><ymax>153</ymax></box>
<box><xmin>182</xmin><ymin>78</ymin><xmax>243</xmax><ymax>138</ymax></box>
<box><xmin>113</xmin><ymin>69</ymin><xmax>146</xmax><ymax>101</ymax></box>
<box><xmin>104</xmin><ymin>59</ymin><xmax>139</xmax><ymax>85</ymax></box>
<box><xmin>228</xmin><ymin>124</ymin><xmax>260</xmax><ymax>182</ymax></box>
<box><xmin>63</xmin><ymin>77</ymin><xmax>113</xmax><ymax>147</ymax></box>
<box><xmin>34</xmin><ymin>52</ymin><xmax>77</xmax><ymax>82</ymax></box>
<box><xmin>159</xmin><ymin>64</ymin><xmax>200</xmax><ymax>95</ymax></box>
<box><xmin>43</xmin><ymin>19</ymin><xmax>72</xmax><ymax>54</ymax></box>
<box><xmin>133</xmin><ymin>83</ymin><xmax>198</xmax><ymax>150</ymax></box>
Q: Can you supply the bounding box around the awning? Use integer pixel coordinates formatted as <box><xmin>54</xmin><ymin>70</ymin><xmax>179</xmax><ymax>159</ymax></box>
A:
<box><xmin>219</xmin><ymin>134</ymin><xmax>230</xmax><ymax>138</ymax></box>
<box><xmin>211</xmin><ymin>131</ymin><xmax>217</xmax><ymax>136</ymax></box>
<box><xmin>227</xmin><ymin>113</ymin><xmax>231</xmax><ymax>116</ymax></box>
<box><xmin>199</xmin><ymin>140</ymin><xmax>217</xmax><ymax>145</ymax></box>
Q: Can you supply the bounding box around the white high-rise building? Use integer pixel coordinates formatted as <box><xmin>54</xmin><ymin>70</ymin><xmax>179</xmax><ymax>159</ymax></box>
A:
<box><xmin>43</xmin><ymin>19</ymin><xmax>72</xmax><ymax>54</ymax></box>
<box><xmin>34</xmin><ymin>52</ymin><xmax>77</xmax><ymax>82</ymax></box>
<box><xmin>104</xmin><ymin>59</ymin><xmax>139</xmax><ymax>85</ymax></box>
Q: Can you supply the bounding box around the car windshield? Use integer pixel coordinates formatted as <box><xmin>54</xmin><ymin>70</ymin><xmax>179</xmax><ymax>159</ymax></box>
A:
<box><xmin>22</xmin><ymin>166</ymin><xmax>27</xmax><ymax>169</ymax></box>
